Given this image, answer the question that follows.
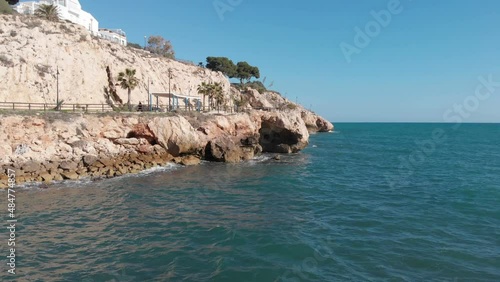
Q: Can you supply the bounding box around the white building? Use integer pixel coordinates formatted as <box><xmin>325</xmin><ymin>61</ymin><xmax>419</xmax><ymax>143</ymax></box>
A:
<box><xmin>99</xmin><ymin>28</ymin><xmax>127</xmax><ymax>46</ymax></box>
<box><xmin>14</xmin><ymin>0</ymin><xmax>99</xmax><ymax>35</ymax></box>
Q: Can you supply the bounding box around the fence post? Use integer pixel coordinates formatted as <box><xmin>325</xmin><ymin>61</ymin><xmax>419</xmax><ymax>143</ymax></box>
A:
<box><xmin>86</xmin><ymin>104</ymin><xmax>88</xmax><ymax>112</ymax></box>
<box><xmin>28</xmin><ymin>103</ymin><xmax>31</xmax><ymax>110</ymax></box>
<box><xmin>73</xmin><ymin>104</ymin><xmax>75</xmax><ymax>112</ymax></box>
<box><xmin>12</xmin><ymin>103</ymin><xmax>14</xmax><ymax>110</ymax></box>
<box><xmin>102</xmin><ymin>104</ymin><xmax>104</xmax><ymax>112</ymax></box>
<box><xmin>44</xmin><ymin>104</ymin><xmax>46</xmax><ymax>111</ymax></box>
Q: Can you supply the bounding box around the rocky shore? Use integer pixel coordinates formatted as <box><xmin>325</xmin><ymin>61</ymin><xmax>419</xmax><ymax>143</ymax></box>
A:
<box><xmin>0</xmin><ymin>14</ymin><xmax>334</xmax><ymax>188</ymax></box>
<box><xmin>0</xmin><ymin>109</ymin><xmax>332</xmax><ymax>188</ymax></box>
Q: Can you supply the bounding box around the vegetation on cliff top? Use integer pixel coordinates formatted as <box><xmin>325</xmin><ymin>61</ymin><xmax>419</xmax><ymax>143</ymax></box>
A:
<box><xmin>0</xmin><ymin>0</ymin><xmax>14</xmax><ymax>14</ymax></box>
<box><xmin>205</xmin><ymin>57</ymin><xmax>260</xmax><ymax>84</ymax></box>
<box><xmin>146</xmin><ymin>35</ymin><xmax>175</xmax><ymax>59</ymax></box>
<box><xmin>35</xmin><ymin>4</ymin><xmax>60</xmax><ymax>22</ymax></box>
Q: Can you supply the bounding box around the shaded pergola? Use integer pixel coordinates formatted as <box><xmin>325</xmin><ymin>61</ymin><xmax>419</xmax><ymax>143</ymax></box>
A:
<box><xmin>150</xmin><ymin>92</ymin><xmax>202</xmax><ymax>112</ymax></box>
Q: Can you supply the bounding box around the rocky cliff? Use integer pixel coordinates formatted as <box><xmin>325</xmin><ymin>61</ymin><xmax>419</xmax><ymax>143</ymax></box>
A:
<box><xmin>0</xmin><ymin>14</ymin><xmax>333</xmax><ymax>188</ymax></box>
<box><xmin>0</xmin><ymin>111</ymin><xmax>313</xmax><ymax>187</ymax></box>
<box><xmin>0</xmin><ymin>15</ymin><xmax>230</xmax><ymax>105</ymax></box>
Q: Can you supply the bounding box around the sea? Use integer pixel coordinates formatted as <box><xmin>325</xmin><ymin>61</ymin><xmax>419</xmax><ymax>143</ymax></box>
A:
<box><xmin>1</xmin><ymin>123</ymin><xmax>499</xmax><ymax>281</ymax></box>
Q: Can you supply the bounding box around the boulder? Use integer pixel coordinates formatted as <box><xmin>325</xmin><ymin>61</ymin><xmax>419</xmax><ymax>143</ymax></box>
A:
<box><xmin>61</xmin><ymin>171</ymin><xmax>79</xmax><ymax>180</ymax></box>
<box><xmin>148</xmin><ymin>116</ymin><xmax>204</xmax><ymax>157</ymax></box>
<box><xmin>21</xmin><ymin>160</ymin><xmax>41</xmax><ymax>173</ymax></box>
<box><xmin>258</xmin><ymin>111</ymin><xmax>309</xmax><ymax>153</ymax></box>
<box><xmin>83</xmin><ymin>154</ymin><xmax>98</xmax><ymax>166</ymax></box>
<box><xmin>205</xmin><ymin>135</ymin><xmax>255</xmax><ymax>163</ymax></box>
<box><xmin>114</xmin><ymin>138</ymin><xmax>140</xmax><ymax>145</ymax></box>
<box><xmin>180</xmin><ymin>155</ymin><xmax>201</xmax><ymax>166</ymax></box>
<box><xmin>59</xmin><ymin>160</ymin><xmax>77</xmax><ymax>171</ymax></box>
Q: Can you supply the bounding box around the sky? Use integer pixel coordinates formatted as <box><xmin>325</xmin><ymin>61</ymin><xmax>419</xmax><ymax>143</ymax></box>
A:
<box><xmin>75</xmin><ymin>0</ymin><xmax>500</xmax><ymax>122</ymax></box>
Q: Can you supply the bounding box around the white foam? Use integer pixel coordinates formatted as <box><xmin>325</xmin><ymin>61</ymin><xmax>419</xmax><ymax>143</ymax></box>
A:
<box><xmin>132</xmin><ymin>162</ymin><xmax>182</xmax><ymax>176</ymax></box>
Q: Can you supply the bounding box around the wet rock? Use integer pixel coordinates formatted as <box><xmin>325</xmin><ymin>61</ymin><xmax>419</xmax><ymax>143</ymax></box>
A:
<box><xmin>61</xmin><ymin>171</ymin><xmax>79</xmax><ymax>180</ymax></box>
<box><xmin>180</xmin><ymin>155</ymin><xmax>201</xmax><ymax>166</ymax></box>
<box><xmin>258</xmin><ymin>111</ymin><xmax>309</xmax><ymax>153</ymax></box>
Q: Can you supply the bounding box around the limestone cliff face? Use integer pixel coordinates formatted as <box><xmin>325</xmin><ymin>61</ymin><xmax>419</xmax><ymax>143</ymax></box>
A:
<box><xmin>242</xmin><ymin>88</ymin><xmax>334</xmax><ymax>132</ymax></box>
<box><xmin>0</xmin><ymin>111</ymin><xmax>313</xmax><ymax>187</ymax></box>
<box><xmin>0</xmin><ymin>15</ymin><xmax>230</xmax><ymax>105</ymax></box>
<box><xmin>0</xmin><ymin>14</ymin><xmax>335</xmax><ymax>188</ymax></box>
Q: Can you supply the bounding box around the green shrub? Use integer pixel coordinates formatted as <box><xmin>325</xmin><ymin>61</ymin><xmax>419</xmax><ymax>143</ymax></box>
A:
<box><xmin>127</xmin><ymin>42</ymin><xmax>143</xmax><ymax>50</ymax></box>
<box><xmin>0</xmin><ymin>0</ymin><xmax>13</xmax><ymax>14</ymax></box>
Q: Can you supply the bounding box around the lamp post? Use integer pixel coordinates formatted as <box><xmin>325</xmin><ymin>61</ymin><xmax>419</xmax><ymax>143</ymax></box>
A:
<box><xmin>147</xmin><ymin>78</ymin><xmax>150</xmax><ymax>111</ymax></box>
<box><xmin>168</xmin><ymin>68</ymin><xmax>173</xmax><ymax>112</ymax></box>
<box><xmin>56</xmin><ymin>66</ymin><xmax>60</xmax><ymax>110</ymax></box>
<box><xmin>144</xmin><ymin>36</ymin><xmax>147</xmax><ymax>49</ymax></box>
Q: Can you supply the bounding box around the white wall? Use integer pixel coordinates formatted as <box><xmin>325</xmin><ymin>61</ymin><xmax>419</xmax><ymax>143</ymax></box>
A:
<box><xmin>99</xmin><ymin>29</ymin><xmax>127</xmax><ymax>46</ymax></box>
<box><xmin>15</xmin><ymin>0</ymin><xmax>99</xmax><ymax>35</ymax></box>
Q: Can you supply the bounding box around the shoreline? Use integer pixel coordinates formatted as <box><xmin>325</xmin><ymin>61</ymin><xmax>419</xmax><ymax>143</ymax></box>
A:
<box><xmin>0</xmin><ymin>110</ymin><xmax>333</xmax><ymax>188</ymax></box>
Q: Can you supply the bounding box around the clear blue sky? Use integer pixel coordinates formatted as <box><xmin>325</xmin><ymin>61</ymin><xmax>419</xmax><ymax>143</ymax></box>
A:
<box><xmin>77</xmin><ymin>0</ymin><xmax>500</xmax><ymax>122</ymax></box>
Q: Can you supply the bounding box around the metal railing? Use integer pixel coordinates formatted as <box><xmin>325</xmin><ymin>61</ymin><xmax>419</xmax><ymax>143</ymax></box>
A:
<box><xmin>0</xmin><ymin>102</ymin><xmax>113</xmax><ymax>112</ymax></box>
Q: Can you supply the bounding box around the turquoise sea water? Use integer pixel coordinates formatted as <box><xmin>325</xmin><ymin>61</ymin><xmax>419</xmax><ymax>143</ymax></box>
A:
<box><xmin>2</xmin><ymin>123</ymin><xmax>500</xmax><ymax>281</ymax></box>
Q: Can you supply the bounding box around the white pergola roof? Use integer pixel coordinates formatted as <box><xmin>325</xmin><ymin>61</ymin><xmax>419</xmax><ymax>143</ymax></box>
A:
<box><xmin>151</xmin><ymin>92</ymin><xmax>201</xmax><ymax>100</ymax></box>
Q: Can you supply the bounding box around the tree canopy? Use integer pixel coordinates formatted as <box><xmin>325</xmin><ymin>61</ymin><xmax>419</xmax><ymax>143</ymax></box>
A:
<box><xmin>146</xmin><ymin>35</ymin><xmax>175</xmax><ymax>59</ymax></box>
<box><xmin>7</xmin><ymin>0</ymin><xmax>19</xmax><ymax>5</ymax></box>
<box><xmin>117</xmin><ymin>68</ymin><xmax>139</xmax><ymax>111</ymax></box>
<box><xmin>205</xmin><ymin>57</ymin><xmax>260</xmax><ymax>84</ymax></box>
<box><xmin>0</xmin><ymin>0</ymin><xmax>14</xmax><ymax>14</ymax></box>
<box><xmin>205</xmin><ymin>57</ymin><xmax>237</xmax><ymax>77</ymax></box>
<box><xmin>35</xmin><ymin>4</ymin><xmax>59</xmax><ymax>21</ymax></box>
<box><xmin>235</xmin><ymin>61</ymin><xmax>260</xmax><ymax>84</ymax></box>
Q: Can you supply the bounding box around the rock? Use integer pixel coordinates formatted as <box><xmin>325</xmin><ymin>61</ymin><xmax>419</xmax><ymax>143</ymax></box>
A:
<box><xmin>59</xmin><ymin>160</ymin><xmax>77</xmax><ymax>171</ymax></box>
<box><xmin>205</xmin><ymin>136</ymin><xmax>255</xmax><ymax>163</ymax></box>
<box><xmin>53</xmin><ymin>174</ymin><xmax>64</xmax><ymax>181</ymax></box>
<box><xmin>180</xmin><ymin>155</ymin><xmax>201</xmax><ymax>166</ymax></box>
<box><xmin>40</xmin><ymin>173</ymin><xmax>54</xmax><ymax>183</ymax></box>
<box><xmin>273</xmin><ymin>155</ymin><xmax>281</xmax><ymax>160</ymax></box>
<box><xmin>14</xmin><ymin>144</ymin><xmax>30</xmax><ymax>155</ymax></box>
<box><xmin>61</xmin><ymin>171</ymin><xmax>79</xmax><ymax>180</ymax></box>
<box><xmin>0</xmin><ymin>144</ymin><xmax>12</xmax><ymax>162</ymax></box>
<box><xmin>103</xmin><ymin>130</ymin><xmax>122</xmax><ymax>139</ymax></box>
<box><xmin>316</xmin><ymin>117</ymin><xmax>334</xmax><ymax>132</ymax></box>
<box><xmin>114</xmin><ymin>138</ymin><xmax>140</xmax><ymax>145</ymax></box>
<box><xmin>67</xmin><ymin>136</ymin><xmax>80</xmax><ymax>144</ymax></box>
<box><xmin>246</xmin><ymin>88</ymin><xmax>274</xmax><ymax>109</ymax></box>
<box><xmin>258</xmin><ymin>111</ymin><xmax>309</xmax><ymax>153</ymax></box>
<box><xmin>137</xmin><ymin>145</ymin><xmax>153</xmax><ymax>154</ymax></box>
<box><xmin>148</xmin><ymin>116</ymin><xmax>204</xmax><ymax>157</ymax></box>
<box><xmin>95</xmin><ymin>139</ymin><xmax>119</xmax><ymax>155</ymax></box>
<box><xmin>127</xmin><ymin>123</ymin><xmax>156</xmax><ymax>144</ymax></box>
<box><xmin>21</xmin><ymin>161</ymin><xmax>41</xmax><ymax>173</ymax></box>
<box><xmin>58</xmin><ymin>143</ymin><xmax>73</xmax><ymax>153</ymax></box>
<box><xmin>83</xmin><ymin>154</ymin><xmax>98</xmax><ymax>166</ymax></box>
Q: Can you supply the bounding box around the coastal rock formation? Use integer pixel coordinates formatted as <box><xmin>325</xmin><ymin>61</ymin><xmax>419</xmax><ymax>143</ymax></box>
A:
<box><xmin>148</xmin><ymin>116</ymin><xmax>203</xmax><ymax>157</ymax></box>
<box><xmin>259</xmin><ymin>111</ymin><xmax>309</xmax><ymax>153</ymax></box>
<box><xmin>0</xmin><ymin>15</ymin><xmax>334</xmax><ymax>188</ymax></box>
<box><xmin>0</xmin><ymin>110</ymin><xmax>319</xmax><ymax>188</ymax></box>
<box><xmin>235</xmin><ymin>88</ymin><xmax>334</xmax><ymax>133</ymax></box>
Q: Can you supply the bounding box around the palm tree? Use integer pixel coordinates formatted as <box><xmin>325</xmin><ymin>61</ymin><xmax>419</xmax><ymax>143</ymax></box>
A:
<box><xmin>117</xmin><ymin>68</ymin><xmax>139</xmax><ymax>111</ymax></box>
<box><xmin>212</xmin><ymin>82</ymin><xmax>225</xmax><ymax>112</ymax></box>
<box><xmin>35</xmin><ymin>4</ymin><xmax>60</xmax><ymax>22</ymax></box>
<box><xmin>197</xmin><ymin>82</ymin><xmax>210</xmax><ymax>111</ymax></box>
